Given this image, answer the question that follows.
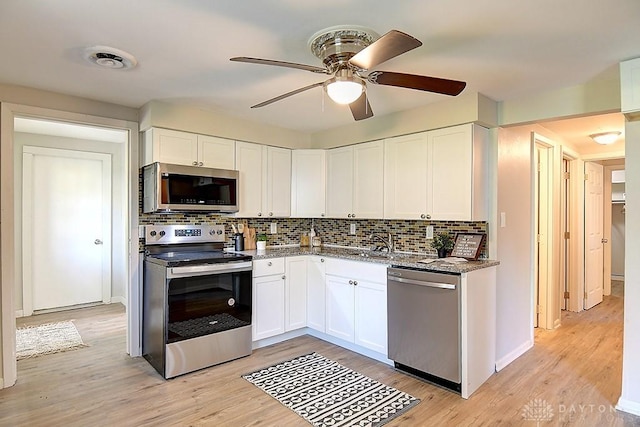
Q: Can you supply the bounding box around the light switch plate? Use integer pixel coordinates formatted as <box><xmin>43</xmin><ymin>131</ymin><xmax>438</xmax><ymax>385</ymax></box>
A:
<box><xmin>270</xmin><ymin>222</ymin><xmax>277</xmax><ymax>234</ymax></box>
<box><xmin>426</xmin><ymin>225</ymin><xmax>434</xmax><ymax>239</ymax></box>
<box><xmin>350</xmin><ymin>223</ymin><xmax>356</xmax><ymax>235</ymax></box>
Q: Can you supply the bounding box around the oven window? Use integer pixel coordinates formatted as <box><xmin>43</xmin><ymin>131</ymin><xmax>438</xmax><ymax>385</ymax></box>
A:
<box><xmin>161</xmin><ymin>174</ymin><xmax>237</xmax><ymax>206</ymax></box>
<box><xmin>166</xmin><ymin>270</ymin><xmax>251</xmax><ymax>343</ymax></box>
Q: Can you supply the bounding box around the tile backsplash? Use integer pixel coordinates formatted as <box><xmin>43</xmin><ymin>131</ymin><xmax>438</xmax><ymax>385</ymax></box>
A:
<box><xmin>140</xmin><ymin>213</ymin><xmax>488</xmax><ymax>257</ymax></box>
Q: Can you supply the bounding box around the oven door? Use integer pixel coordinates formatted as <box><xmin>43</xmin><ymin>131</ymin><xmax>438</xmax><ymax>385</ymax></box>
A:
<box><xmin>166</xmin><ymin>261</ymin><xmax>252</xmax><ymax>343</ymax></box>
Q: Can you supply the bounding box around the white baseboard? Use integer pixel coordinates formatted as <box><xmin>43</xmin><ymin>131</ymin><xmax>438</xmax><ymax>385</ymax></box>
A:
<box><xmin>612</xmin><ymin>275</ymin><xmax>625</xmax><ymax>281</ymax></box>
<box><xmin>616</xmin><ymin>397</ymin><xmax>640</xmax><ymax>417</ymax></box>
<box><xmin>496</xmin><ymin>339</ymin><xmax>533</xmax><ymax>372</ymax></box>
<box><xmin>110</xmin><ymin>296</ymin><xmax>126</xmax><ymax>306</ymax></box>
<box><xmin>15</xmin><ymin>310</ymin><xmax>24</xmax><ymax>318</ymax></box>
<box><xmin>252</xmin><ymin>329</ymin><xmax>307</xmax><ymax>350</ymax></box>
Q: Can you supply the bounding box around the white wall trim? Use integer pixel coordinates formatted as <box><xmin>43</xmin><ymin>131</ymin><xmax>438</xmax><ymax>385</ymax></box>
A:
<box><xmin>14</xmin><ymin>310</ymin><xmax>24</xmax><ymax>318</ymax></box>
<box><xmin>111</xmin><ymin>296</ymin><xmax>127</xmax><ymax>306</ymax></box>
<box><xmin>616</xmin><ymin>397</ymin><xmax>640</xmax><ymax>417</ymax></box>
<box><xmin>496</xmin><ymin>339</ymin><xmax>533</xmax><ymax>372</ymax></box>
<box><xmin>612</xmin><ymin>274</ymin><xmax>625</xmax><ymax>281</ymax></box>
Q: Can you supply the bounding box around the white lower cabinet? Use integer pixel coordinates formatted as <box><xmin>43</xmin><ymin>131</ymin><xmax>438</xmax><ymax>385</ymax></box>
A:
<box><xmin>306</xmin><ymin>256</ymin><xmax>326</xmax><ymax>332</ymax></box>
<box><xmin>285</xmin><ymin>257</ymin><xmax>308</xmax><ymax>331</ymax></box>
<box><xmin>325</xmin><ymin>259</ymin><xmax>388</xmax><ymax>355</ymax></box>
<box><xmin>252</xmin><ymin>258</ymin><xmax>285</xmax><ymax>341</ymax></box>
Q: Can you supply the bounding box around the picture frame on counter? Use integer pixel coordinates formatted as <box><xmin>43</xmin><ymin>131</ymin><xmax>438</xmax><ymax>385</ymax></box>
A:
<box><xmin>451</xmin><ymin>233</ymin><xmax>485</xmax><ymax>260</ymax></box>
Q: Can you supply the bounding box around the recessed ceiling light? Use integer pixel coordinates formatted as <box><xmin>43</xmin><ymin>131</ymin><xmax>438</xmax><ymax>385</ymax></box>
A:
<box><xmin>83</xmin><ymin>45</ymin><xmax>137</xmax><ymax>70</ymax></box>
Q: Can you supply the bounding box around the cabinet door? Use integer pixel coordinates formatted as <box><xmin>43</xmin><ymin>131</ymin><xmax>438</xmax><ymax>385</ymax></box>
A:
<box><xmin>145</xmin><ymin>128</ymin><xmax>199</xmax><ymax>166</ymax></box>
<box><xmin>253</xmin><ymin>274</ymin><xmax>285</xmax><ymax>340</ymax></box>
<box><xmin>354</xmin><ymin>280</ymin><xmax>387</xmax><ymax>355</ymax></box>
<box><xmin>428</xmin><ymin>124</ymin><xmax>473</xmax><ymax>220</ymax></box>
<box><xmin>306</xmin><ymin>256</ymin><xmax>326</xmax><ymax>332</ymax></box>
<box><xmin>291</xmin><ymin>150</ymin><xmax>326</xmax><ymax>218</ymax></box>
<box><xmin>383</xmin><ymin>132</ymin><xmax>429</xmax><ymax>219</ymax></box>
<box><xmin>353</xmin><ymin>140</ymin><xmax>384</xmax><ymax>218</ymax></box>
<box><xmin>265</xmin><ymin>146</ymin><xmax>291</xmax><ymax>218</ymax></box>
<box><xmin>325</xmin><ymin>275</ymin><xmax>355</xmax><ymax>342</ymax></box>
<box><xmin>198</xmin><ymin>135</ymin><xmax>235</xmax><ymax>169</ymax></box>
<box><xmin>326</xmin><ymin>146</ymin><xmax>354</xmax><ymax>218</ymax></box>
<box><xmin>235</xmin><ymin>141</ymin><xmax>264</xmax><ymax>217</ymax></box>
<box><xmin>285</xmin><ymin>257</ymin><xmax>307</xmax><ymax>331</ymax></box>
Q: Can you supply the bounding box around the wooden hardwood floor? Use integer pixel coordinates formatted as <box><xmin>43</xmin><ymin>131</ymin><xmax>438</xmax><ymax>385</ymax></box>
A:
<box><xmin>2</xmin><ymin>285</ymin><xmax>638</xmax><ymax>426</ymax></box>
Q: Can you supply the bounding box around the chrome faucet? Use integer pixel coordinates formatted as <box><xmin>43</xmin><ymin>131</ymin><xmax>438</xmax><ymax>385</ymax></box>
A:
<box><xmin>369</xmin><ymin>233</ymin><xmax>394</xmax><ymax>253</ymax></box>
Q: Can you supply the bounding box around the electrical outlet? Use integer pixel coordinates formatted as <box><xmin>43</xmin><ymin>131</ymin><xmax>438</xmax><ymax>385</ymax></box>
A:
<box><xmin>350</xmin><ymin>223</ymin><xmax>356</xmax><ymax>235</ymax></box>
<box><xmin>426</xmin><ymin>225</ymin><xmax>434</xmax><ymax>239</ymax></box>
<box><xmin>270</xmin><ymin>222</ymin><xmax>277</xmax><ymax>234</ymax></box>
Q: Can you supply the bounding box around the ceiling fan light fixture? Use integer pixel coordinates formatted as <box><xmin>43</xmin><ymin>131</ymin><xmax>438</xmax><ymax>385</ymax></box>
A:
<box><xmin>590</xmin><ymin>131</ymin><xmax>621</xmax><ymax>145</ymax></box>
<box><xmin>326</xmin><ymin>79</ymin><xmax>363</xmax><ymax>104</ymax></box>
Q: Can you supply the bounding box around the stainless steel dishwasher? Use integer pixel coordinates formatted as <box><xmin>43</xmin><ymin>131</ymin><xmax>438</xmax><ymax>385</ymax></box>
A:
<box><xmin>387</xmin><ymin>266</ymin><xmax>462</xmax><ymax>393</ymax></box>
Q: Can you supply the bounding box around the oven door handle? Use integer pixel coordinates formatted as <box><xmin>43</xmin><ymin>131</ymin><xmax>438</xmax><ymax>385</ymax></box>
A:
<box><xmin>168</xmin><ymin>261</ymin><xmax>253</xmax><ymax>278</ymax></box>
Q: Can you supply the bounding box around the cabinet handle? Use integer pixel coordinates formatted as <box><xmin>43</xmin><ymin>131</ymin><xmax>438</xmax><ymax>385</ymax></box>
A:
<box><xmin>192</xmin><ymin>161</ymin><xmax>198</xmax><ymax>166</ymax></box>
<box><xmin>349</xmin><ymin>280</ymin><xmax>354</xmax><ymax>285</ymax></box>
<box><xmin>420</xmin><ymin>214</ymin><xmax>426</xmax><ymax>219</ymax></box>
<box><xmin>258</xmin><ymin>212</ymin><xmax>262</xmax><ymax>217</ymax></box>
<box><xmin>353</xmin><ymin>281</ymin><xmax>358</xmax><ymax>286</ymax></box>
<box><xmin>198</xmin><ymin>161</ymin><xmax>203</xmax><ymax>166</ymax></box>
<box><xmin>269</xmin><ymin>212</ymin><xmax>273</xmax><ymax>216</ymax></box>
<box><xmin>352</xmin><ymin>214</ymin><xmax>355</xmax><ymax>218</ymax></box>
<box><xmin>268</xmin><ymin>262</ymin><xmax>272</xmax><ymax>266</ymax></box>
<box><xmin>282</xmin><ymin>275</ymin><xmax>286</xmax><ymax>280</ymax></box>
<box><xmin>321</xmin><ymin>213</ymin><xmax>325</xmax><ymax>217</ymax></box>
<box><xmin>320</xmin><ymin>258</ymin><xmax>324</xmax><ymax>262</ymax></box>
<box><xmin>426</xmin><ymin>214</ymin><xmax>431</xmax><ymax>220</ymax></box>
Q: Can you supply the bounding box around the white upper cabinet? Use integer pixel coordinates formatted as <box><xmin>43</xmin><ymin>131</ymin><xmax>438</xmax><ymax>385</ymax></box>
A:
<box><xmin>141</xmin><ymin>128</ymin><xmax>234</xmax><ymax>169</ymax></box>
<box><xmin>621</xmin><ymin>57</ymin><xmax>640</xmax><ymax>114</ymax></box>
<box><xmin>384</xmin><ymin>123</ymin><xmax>488</xmax><ymax>221</ymax></box>
<box><xmin>235</xmin><ymin>141</ymin><xmax>291</xmax><ymax>218</ymax></box>
<box><xmin>291</xmin><ymin>150</ymin><xmax>326</xmax><ymax>218</ymax></box>
<box><xmin>326</xmin><ymin>140</ymin><xmax>384</xmax><ymax>219</ymax></box>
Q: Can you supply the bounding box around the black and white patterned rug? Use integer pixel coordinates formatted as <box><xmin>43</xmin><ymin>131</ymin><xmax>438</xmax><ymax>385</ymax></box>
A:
<box><xmin>242</xmin><ymin>352</ymin><xmax>420</xmax><ymax>427</ymax></box>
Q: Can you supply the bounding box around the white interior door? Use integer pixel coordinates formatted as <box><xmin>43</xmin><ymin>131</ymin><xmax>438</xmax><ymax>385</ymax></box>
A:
<box><xmin>23</xmin><ymin>147</ymin><xmax>111</xmax><ymax>314</ymax></box>
<box><xmin>585</xmin><ymin>161</ymin><xmax>604</xmax><ymax>310</ymax></box>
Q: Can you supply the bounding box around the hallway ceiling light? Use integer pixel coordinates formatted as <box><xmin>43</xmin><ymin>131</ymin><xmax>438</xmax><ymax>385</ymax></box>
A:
<box><xmin>590</xmin><ymin>131</ymin><xmax>621</xmax><ymax>145</ymax></box>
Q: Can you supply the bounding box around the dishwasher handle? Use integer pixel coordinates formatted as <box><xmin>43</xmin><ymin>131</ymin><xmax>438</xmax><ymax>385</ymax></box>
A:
<box><xmin>388</xmin><ymin>275</ymin><xmax>456</xmax><ymax>290</ymax></box>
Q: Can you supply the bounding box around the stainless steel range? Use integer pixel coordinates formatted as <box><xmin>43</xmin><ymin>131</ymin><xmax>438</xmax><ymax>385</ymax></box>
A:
<box><xmin>142</xmin><ymin>224</ymin><xmax>253</xmax><ymax>379</ymax></box>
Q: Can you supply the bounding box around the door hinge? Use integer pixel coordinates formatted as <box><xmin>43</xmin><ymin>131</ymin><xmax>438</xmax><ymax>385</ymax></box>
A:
<box><xmin>564</xmin><ymin>171</ymin><xmax>570</xmax><ymax>180</ymax></box>
<box><xmin>564</xmin><ymin>231</ymin><xmax>570</xmax><ymax>239</ymax></box>
<box><xmin>537</xmin><ymin>163</ymin><xmax>541</xmax><ymax>172</ymax></box>
<box><xmin>564</xmin><ymin>291</ymin><xmax>570</xmax><ymax>299</ymax></box>
<box><xmin>536</xmin><ymin>305</ymin><xmax>541</xmax><ymax>314</ymax></box>
<box><xmin>584</xmin><ymin>173</ymin><xmax>589</xmax><ymax>181</ymax></box>
<box><xmin>584</xmin><ymin>292</ymin><xmax>588</xmax><ymax>299</ymax></box>
<box><xmin>537</xmin><ymin>234</ymin><xmax>542</xmax><ymax>243</ymax></box>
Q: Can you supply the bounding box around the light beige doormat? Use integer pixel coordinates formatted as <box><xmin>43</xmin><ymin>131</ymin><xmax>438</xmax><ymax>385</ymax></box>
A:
<box><xmin>16</xmin><ymin>321</ymin><xmax>87</xmax><ymax>360</ymax></box>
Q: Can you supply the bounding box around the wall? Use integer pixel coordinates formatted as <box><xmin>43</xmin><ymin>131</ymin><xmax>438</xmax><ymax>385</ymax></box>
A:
<box><xmin>611</xmin><ymin>203</ymin><xmax>625</xmax><ymax>277</ymax></box>
<box><xmin>139</xmin><ymin>101</ymin><xmax>310</xmax><ymax>150</ymax></box>
<box><xmin>13</xmin><ymin>132</ymin><xmax>127</xmax><ymax>313</ymax></box>
<box><xmin>310</xmin><ymin>92</ymin><xmax>499</xmax><ymax>148</ymax></box>
<box><xmin>618</xmin><ymin>118</ymin><xmax>640</xmax><ymax>414</ymax></box>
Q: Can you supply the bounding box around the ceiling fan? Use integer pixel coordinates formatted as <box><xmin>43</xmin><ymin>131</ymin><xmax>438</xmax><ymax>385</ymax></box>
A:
<box><xmin>230</xmin><ymin>26</ymin><xmax>466</xmax><ymax>121</ymax></box>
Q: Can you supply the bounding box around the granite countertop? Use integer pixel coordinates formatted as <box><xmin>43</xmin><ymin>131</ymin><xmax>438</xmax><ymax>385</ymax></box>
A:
<box><xmin>232</xmin><ymin>245</ymin><xmax>499</xmax><ymax>274</ymax></box>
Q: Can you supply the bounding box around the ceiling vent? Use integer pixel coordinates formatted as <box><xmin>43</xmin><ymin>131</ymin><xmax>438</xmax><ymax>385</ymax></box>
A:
<box><xmin>83</xmin><ymin>46</ymin><xmax>137</xmax><ymax>70</ymax></box>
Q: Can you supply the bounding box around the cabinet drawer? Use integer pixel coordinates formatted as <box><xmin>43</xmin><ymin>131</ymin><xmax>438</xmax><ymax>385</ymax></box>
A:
<box><xmin>253</xmin><ymin>258</ymin><xmax>285</xmax><ymax>277</ymax></box>
<box><xmin>325</xmin><ymin>258</ymin><xmax>387</xmax><ymax>283</ymax></box>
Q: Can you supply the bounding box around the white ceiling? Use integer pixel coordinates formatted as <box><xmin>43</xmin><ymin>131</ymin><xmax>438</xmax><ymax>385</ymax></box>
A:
<box><xmin>1</xmin><ymin>0</ymin><xmax>638</xmax><ymax>142</ymax></box>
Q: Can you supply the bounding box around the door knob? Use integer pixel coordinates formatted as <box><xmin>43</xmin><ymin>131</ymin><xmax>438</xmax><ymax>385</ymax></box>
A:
<box><xmin>94</xmin><ymin>239</ymin><xmax>103</xmax><ymax>245</ymax></box>
<box><xmin>601</xmin><ymin>238</ymin><xmax>609</xmax><ymax>243</ymax></box>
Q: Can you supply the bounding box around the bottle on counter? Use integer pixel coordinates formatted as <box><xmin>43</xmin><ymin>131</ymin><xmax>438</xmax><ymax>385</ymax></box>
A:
<box><xmin>300</xmin><ymin>232</ymin><xmax>310</xmax><ymax>247</ymax></box>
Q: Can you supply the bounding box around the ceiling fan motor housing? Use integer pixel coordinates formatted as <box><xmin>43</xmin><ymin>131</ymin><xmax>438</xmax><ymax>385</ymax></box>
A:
<box><xmin>309</xmin><ymin>26</ymin><xmax>379</xmax><ymax>71</ymax></box>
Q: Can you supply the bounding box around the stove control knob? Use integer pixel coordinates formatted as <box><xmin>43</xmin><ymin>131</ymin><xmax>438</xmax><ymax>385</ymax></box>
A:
<box><xmin>150</xmin><ymin>231</ymin><xmax>157</xmax><ymax>237</ymax></box>
<box><xmin>159</xmin><ymin>231</ymin><xmax>166</xmax><ymax>237</ymax></box>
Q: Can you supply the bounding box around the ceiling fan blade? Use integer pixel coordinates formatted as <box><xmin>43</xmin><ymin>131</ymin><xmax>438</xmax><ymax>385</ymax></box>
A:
<box><xmin>251</xmin><ymin>82</ymin><xmax>325</xmax><ymax>108</ymax></box>
<box><xmin>349</xmin><ymin>30</ymin><xmax>422</xmax><ymax>70</ymax></box>
<box><xmin>367</xmin><ymin>71</ymin><xmax>466</xmax><ymax>96</ymax></box>
<box><xmin>349</xmin><ymin>93</ymin><xmax>374</xmax><ymax>121</ymax></box>
<box><xmin>230</xmin><ymin>57</ymin><xmax>330</xmax><ymax>74</ymax></box>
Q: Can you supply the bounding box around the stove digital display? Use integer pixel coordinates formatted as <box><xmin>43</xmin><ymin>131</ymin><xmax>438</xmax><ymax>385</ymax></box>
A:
<box><xmin>175</xmin><ymin>229</ymin><xmax>201</xmax><ymax>237</ymax></box>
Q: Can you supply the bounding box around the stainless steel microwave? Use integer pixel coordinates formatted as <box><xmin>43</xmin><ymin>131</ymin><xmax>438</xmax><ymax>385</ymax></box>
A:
<box><xmin>142</xmin><ymin>162</ymin><xmax>239</xmax><ymax>213</ymax></box>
